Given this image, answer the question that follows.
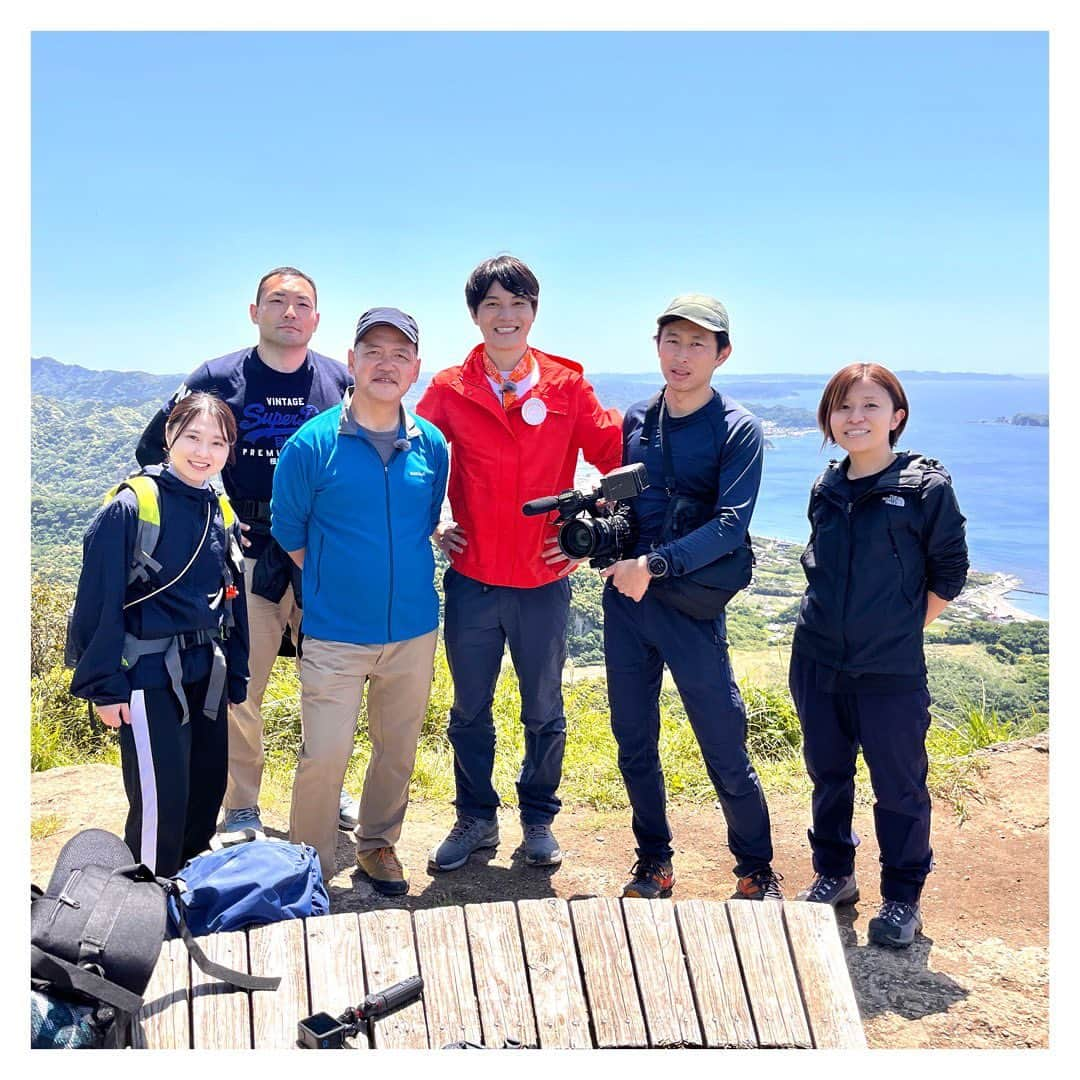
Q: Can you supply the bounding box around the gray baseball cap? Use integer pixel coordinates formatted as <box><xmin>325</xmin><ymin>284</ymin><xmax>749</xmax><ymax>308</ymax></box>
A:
<box><xmin>657</xmin><ymin>294</ymin><xmax>730</xmax><ymax>336</ymax></box>
<box><xmin>354</xmin><ymin>307</ymin><xmax>419</xmax><ymax>347</ymax></box>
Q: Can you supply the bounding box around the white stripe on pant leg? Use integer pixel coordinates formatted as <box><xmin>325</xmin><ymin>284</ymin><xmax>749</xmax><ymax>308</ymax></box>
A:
<box><xmin>128</xmin><ymin>689</ymin><xmax>160</xmax><ymax>872</ymax></box>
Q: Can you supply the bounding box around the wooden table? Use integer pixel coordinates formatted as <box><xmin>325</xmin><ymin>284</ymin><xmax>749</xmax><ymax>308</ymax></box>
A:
<box><xmin>133</xmin><ymin>898</ymin><xmax>865</xmax><ymax>1049</ymax></box>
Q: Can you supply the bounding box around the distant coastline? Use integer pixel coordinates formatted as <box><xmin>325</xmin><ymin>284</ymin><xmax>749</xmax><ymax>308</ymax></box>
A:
<box><xmin>970</xmin><ymin>413</ymin><xmax>1048</xmax><ymax>428</ymax></box>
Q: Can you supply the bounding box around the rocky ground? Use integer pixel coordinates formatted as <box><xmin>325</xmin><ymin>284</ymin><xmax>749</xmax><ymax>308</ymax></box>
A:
<box><xmin>31</xmin><ymin>735</ymin><xmax>1049</xmax><ymax>1050</ymax></box>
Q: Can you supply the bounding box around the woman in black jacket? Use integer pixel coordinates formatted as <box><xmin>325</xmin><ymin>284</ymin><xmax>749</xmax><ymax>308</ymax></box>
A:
<box><xmin>789</xmin><ymin>363</ymin><xmax>968</xmax><ymax>948</ymax></box>
<box><xmin>69</xmin><ymin>393</ymin><xmax>249</xmax><ymax>877</ymax></box>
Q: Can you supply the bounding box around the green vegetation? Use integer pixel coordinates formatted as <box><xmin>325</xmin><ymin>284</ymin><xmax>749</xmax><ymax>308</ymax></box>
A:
<box><xmin>32</xmin><ymin>571</ymin><xmax>1047</xmax><ymax>820</ymax></box>
<box><xmin>31</xmin><ymin>814</ymin><xmax>64</xmax><ymax>841</ymax></box>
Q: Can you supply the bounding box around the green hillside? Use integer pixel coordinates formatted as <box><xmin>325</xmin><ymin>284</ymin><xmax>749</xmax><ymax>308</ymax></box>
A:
<box><xmin>29</xmin><ymin>355</ymin><xmax>1049</xmax><ymax>743</ymax></box>
<box><xmin>32</xmin><ymin>394</ymin><xmax>158</xmax><ymax>586</ymax></box>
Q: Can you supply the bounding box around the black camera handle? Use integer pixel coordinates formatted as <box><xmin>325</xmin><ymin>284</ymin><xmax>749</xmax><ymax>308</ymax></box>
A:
<box><xmin>298</xmin><ymin>974</ymin><xmax>424</xmax><ymax>1049</ymax></box>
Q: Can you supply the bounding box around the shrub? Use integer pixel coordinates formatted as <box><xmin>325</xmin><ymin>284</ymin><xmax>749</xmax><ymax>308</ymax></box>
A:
<box><xmin>31</xmin><ymin>665</ymin><xmax>118</xmax><ymax>771</ymax></box>
<box><xmin>30</xmin><ymin>577</ymin><xmax>75</xmax><ymax>677</ymax></box>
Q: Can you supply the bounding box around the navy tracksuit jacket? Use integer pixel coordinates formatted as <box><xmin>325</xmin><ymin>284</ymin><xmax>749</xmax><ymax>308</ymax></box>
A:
<box><xmin>69</xmin><ymin>468</ymin><xmax>250</xmax><ymax>876</ymax></box>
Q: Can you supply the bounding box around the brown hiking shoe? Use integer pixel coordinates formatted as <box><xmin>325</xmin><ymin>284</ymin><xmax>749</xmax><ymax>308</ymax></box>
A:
<box><xmin>356</xmin><ymin>846</ymin><xmax>408</xmax><ymax>896</ymax></box>
<box><xmin>731</xmin><ymin>868</ymin><xmax>784</xmax><ymax>901</ymax></box>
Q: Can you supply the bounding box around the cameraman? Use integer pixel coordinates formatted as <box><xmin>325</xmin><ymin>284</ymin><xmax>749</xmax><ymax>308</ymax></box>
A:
<box><xmin>600</xmin><ymin>295</ymin><xmax>782</xmax><ymax>902</ymax></box>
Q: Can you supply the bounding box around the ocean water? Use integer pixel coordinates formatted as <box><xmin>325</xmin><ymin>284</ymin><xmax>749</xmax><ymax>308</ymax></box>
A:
<box><xmin>748</xmin><ymin>375</ymin><xmax>1049</xmax><ymax>619</ymax></box>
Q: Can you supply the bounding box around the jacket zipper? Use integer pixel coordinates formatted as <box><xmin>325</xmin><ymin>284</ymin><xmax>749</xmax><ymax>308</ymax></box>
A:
<box><xmin>841</xmin><ymin>500</ymin><xmax>852</xmax><ymax>667</ymax></box>
<box><xmin>825</xmin><ymin>479</ymin><xmax>906</xmax><ymax>667</ymax></box>
<box><xmin>384</xmin><ymin>461</ymin><xmax>394</xmax><ymax>641</ymax></box>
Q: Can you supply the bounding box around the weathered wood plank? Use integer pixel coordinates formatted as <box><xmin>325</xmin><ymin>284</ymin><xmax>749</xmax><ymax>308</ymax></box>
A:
<box><xmin>190</xmin><ymin>930</ymin><xmax>251</xmax><ymax>1049</ymax></box>
<box><xmin>517</xmin><ymin>898</ymin><xmax>592</xmax><ymax>1048</ymax></box>
<box><xmin>726</xmin><ymin>900</ymin><xmax>812</xmax><ymax>1048</ymax></box>
<box><xmin>305</xmin><ymin>912</ymin><xmax>368</xmax><ymax>1049</ymax></box>
<box><xmin>674</xmin><ymin>900</ymin><xmax>756</xmax><ymax>1047</ymax></box>
<box><xmin>248</xmin><ymin>918</ymin><xmax>310</xmax><ymax>1049</ymax></box>
<box><xmin>783</xmin><ymin>902</ymin><xmax>866</xmax><ymax>1048</ymax></box>
<box><xmin>357</xmin><ymin>908</ymin><xmax>428</xmax><ymax>1049</ymax></box>
<box><xmin>569</xmin><ymin>897</ymin><xmax>647</xmax><ymax>1048</ymax></box>
<box><xmin>622</xmin><ymin>899</ymin><xmax>702</xmax><ymax>1047</ymax></box>
<box><xmin>133</xmin><ymin>937</ymin><xmax>191</xmax><ymax>1049</ymax></box>
<box><xmin>465</xmin><ymin>900</ymin><xmax>538</xmax><ymax>1048</ymax></box>
<box><xmin>414</xmin><ymin>905</ymin><xmax>482</xmax><ymax>1048</ymax></box>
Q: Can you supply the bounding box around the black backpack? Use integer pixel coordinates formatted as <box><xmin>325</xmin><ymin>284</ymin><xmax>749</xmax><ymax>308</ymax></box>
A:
<box><xmin>31</xmin><ymin>829</ymin><xmax>280</xmax><ymax>1048</ymax></box>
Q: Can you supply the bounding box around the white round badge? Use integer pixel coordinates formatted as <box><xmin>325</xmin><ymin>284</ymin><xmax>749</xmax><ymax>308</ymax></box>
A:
<box><xmin>521</xmin><ymin>398</ymin><xmax>548</xmax><ymax>426</ymax></box>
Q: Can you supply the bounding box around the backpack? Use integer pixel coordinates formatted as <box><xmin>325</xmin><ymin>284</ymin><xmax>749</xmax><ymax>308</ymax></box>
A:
<box><xmin>31</xmin><ymin>829</ymin><xmax>280</xmax><ymax>1049</ymax></box>
<box><xmin>64</xmin><ymin>466</ymin><xmax>242</xmax><ymax>670</ymax></box>
<box><xmin>167</xmin><ymin>836</ymin><xmax>329</xmax><ymax>938</ymax></box>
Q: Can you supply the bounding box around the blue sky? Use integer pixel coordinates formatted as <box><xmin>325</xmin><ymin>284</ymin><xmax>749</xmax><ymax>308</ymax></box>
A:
<box><xmin>31</xmin><ymin>31</ymin><xmax>1047</xmax><ymax>377</ymax></box>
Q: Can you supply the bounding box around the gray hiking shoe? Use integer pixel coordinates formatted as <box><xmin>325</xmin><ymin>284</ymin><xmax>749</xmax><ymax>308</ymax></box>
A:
<box><xmin>221</xmin><ymin>806</ymin><xmax>264</xmax><ymax>833</ymax></box>
<box><xmin>796</xmin><ymin>873</ymin><xmax>860</xmax><ymax>906</ymax></box>
<box><xmin>338</xmin><ymin>790</ymin><xmax>360</xmax><ymax>832</ymax></box>
<box><xmin>522</xmin><ymin>822</ymin><xmax>563</xmax><ymax>867</ymax></box>
<box><xmin>428</xmin><ymin>815</ymin><xmax>500</xmax><ymax>872</ymax></box>
<box><xmin>868</xmin><ymin>900</ymin><xmax>923</xmax><ymax>948</ymax></box>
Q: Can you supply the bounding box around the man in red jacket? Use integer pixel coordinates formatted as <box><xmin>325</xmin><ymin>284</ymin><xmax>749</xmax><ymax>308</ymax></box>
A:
<box><xmin>417</xmin><ymin>255</ymin><xmax>622</xmax><ymax>871</ymax></box>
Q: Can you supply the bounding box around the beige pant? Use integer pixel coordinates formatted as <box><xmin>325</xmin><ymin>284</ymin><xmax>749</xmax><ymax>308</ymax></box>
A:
<box><xmin>224</xmin><ymin>556</ymin><xmax>302</xmax><ymax>811</ymax></box>
<box><xmin>289</xmin><ymin>631</ymin><xmax>438</xmax><ymax>880</ymax></box>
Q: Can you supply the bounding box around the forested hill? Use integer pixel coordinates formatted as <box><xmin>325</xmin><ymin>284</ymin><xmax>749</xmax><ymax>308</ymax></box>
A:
<box><xmin>30</xmin><ymin>355</ymin><xmax>816</xmax><ymax>586</ymax></box>
<box><xmin>32</xmin><ymin>356</ymin><xmax>180</xmax><ymax>407</ymax></box>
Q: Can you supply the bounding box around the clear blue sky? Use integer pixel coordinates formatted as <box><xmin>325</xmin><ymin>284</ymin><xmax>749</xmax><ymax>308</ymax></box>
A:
<box><xmin>31</xmin><ymin>31</ymin><xmax>1048</xmax><ymax>377</ymax></box>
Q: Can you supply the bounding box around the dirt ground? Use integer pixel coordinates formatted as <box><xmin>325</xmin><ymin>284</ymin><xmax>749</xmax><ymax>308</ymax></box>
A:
<box><xmin>30</xmin><ymin>735</ymin><xmax>1049</xmax><ymax>1050</ymax></box>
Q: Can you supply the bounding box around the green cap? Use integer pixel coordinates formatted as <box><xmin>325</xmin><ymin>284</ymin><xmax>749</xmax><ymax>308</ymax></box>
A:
<box><xmin>657</xmin><ymin>293</ymin><xmax>730</xmax><ymax>336</ymax></box>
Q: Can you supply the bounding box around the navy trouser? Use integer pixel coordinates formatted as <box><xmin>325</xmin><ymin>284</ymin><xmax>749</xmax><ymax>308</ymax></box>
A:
<box><xmin>118</xmin><ymin>672</ymin><xmax>228</xmax><ymax>878</ymax></box>
<box><xmin>603</xmin><ymin>585</ymin><xmax>774</xmax><ymax>874</ymax></box>
<box><xmin>789</xmin><ymin>652</ymin><xmax>933</xmax><ymax>905</ymax></box>
<box><xmin>443</xmin><ymin>568</ymin><xmax>570</xmax><ymax>824</ymax></box>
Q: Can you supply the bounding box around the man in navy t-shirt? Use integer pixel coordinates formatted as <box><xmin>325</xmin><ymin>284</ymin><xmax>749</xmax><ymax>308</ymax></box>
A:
<box><xmin>136</xmin><ymin>267</ymin><xmax>352</xmax><ymax>835</ymax></box>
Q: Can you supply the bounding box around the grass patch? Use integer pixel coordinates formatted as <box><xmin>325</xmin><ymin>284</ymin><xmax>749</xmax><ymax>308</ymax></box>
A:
<box><xmin>32</xmin><ymin>637</ymin><xmax>1047</xmax><ymax>826</ymax></box>
<box><xmin>31</xmin><ymin>813</ymin><xmax>64</xmax><ymax>841</ymax></box>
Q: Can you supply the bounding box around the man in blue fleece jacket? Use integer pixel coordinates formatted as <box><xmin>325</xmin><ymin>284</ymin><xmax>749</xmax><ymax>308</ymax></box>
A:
<box><xmin>271</xmin><ymin>307</ymin><xmax>448</xmax><ymax>893</ymax></box>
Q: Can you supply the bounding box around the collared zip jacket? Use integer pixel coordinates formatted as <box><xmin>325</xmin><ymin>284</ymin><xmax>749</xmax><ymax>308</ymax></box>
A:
<box><xmin>416</xmin><ymin>344</ymin><xmax>622</xmax><ymax>589</ymax></box>
<box><xmin>792</xmin><ymin>452</ymin><xmax>969</xmax><ymax>676</ymax></box>
<box><xmin>270</xmin><ymin>395</ymin><xmax>448</xmax><ymax>645</ymax></box>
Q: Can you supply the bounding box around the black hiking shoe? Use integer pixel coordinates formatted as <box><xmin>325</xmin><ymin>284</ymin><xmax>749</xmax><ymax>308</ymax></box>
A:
<box><xmin>795</xmin><ymin>873</ymin><xmax>859</xmax><ymax>906</ymax></box>
<box><xmin>868</xmin><ymin>901</ymin><xmax>923</xmax><ymax>948</ymax></box>
<box><xmin>621</xmin><ymin>859</ymin><xmax>675</xmax><ymax>899</ymax></box>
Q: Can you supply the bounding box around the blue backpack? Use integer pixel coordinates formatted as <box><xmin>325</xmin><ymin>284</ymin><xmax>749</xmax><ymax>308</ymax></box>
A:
<box><xmin>168</xmin><ymin>838</ymin><xmax>330</xmax><ymax>938</ymax></box>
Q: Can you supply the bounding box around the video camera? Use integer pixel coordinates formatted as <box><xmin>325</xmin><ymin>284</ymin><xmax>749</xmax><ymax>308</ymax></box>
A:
<box><xmin>521</xmin><ymin>462</ymin><xmax>649</xmax><ymax>569</ymax></box>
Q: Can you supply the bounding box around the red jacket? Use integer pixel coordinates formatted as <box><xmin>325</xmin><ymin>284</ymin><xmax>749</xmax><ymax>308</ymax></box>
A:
<box><xmin>416</xmin><ymin>344</ymin><xmax>623</xmax><ymax>588</ymax></box>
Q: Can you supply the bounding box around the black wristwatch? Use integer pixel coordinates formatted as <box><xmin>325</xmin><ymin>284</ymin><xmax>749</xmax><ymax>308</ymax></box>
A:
<box><xmin>646</xmin><ymin>552</ymin><xmax>670</xmax><ymax>579</ymax></box>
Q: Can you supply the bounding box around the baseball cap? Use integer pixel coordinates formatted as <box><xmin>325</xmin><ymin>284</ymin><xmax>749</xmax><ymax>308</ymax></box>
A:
<box><xmin>656</xmin><ymin>294</ymin><xmax>730</xmax><ymax>336</ymax></box>
<box><xmin>354</xmin><ymin>307</ymin><xmax>419</xmax><ymax>346</ymax></box>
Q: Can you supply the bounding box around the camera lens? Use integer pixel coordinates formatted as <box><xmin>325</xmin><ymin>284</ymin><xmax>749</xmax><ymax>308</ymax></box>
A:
<box><xmin>559</xmin><ymin>517</ymin><xmax>597</xmax><ymax>559</ymax></box>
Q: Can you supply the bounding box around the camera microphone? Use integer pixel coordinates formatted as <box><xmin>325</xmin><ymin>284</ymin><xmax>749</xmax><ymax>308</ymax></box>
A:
<box><xmin>521</xmin><ymin>495</ymin><xmax>561</xmax><ymax>516</ymax></box>
<box><xmin>393</xmin><ymin>438</ymin><xmax>412</xmax><ymax>452</ymax></box>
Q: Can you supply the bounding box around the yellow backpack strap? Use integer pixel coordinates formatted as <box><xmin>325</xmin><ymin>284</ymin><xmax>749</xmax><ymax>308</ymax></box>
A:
<box><xmin>104</xmin><ymin>474</ymin><xmax>163</xmax><ymax>585</ymax></box>
<box><xmin>217</xmin><ymin>492</ymin><xmax>236</xmax><ymax>529</ymax></box>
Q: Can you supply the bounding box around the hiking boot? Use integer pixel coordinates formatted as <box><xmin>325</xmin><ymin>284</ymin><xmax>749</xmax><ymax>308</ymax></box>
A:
<box><xmin>356</xmin><ymin>847</ymin><xmax>409</xmax><ymax>896</ymax></box>
<box><xmin>795</xmin><ymin>873</ymin><xmax>859</xmax><ymax>906</ymax></box>
<box><xmin>621</xmin><ymin>859</ymin><xmax>675</xmax><ymax>899</ymax></box>
<box><xmin>338</xmin><ymin>790</ymin><xmax>360</xmax><ymax>832</ymax></box>
<box><xmin>731</xmin><ymin>867</ymin><xmax>784</xmax><ymax>901</ymax></box>
<box><xmin>221</xmin><ymin>806</ymin><xmax>264</xmax><ymax>833</ymax></box>
<box><xmin>428</xmin><ymin>815</ymin><xmax>500</xmax><ymax>872</ymax></box>
<box><xmin>868</xmin><ymin>900</ymin><xmax>923</xmax><ymax>948</ymax></box>
<box><xmin>522</xmin><ymin>822</ymin><xmax>563</xmax><ymax>867</ymax></box>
